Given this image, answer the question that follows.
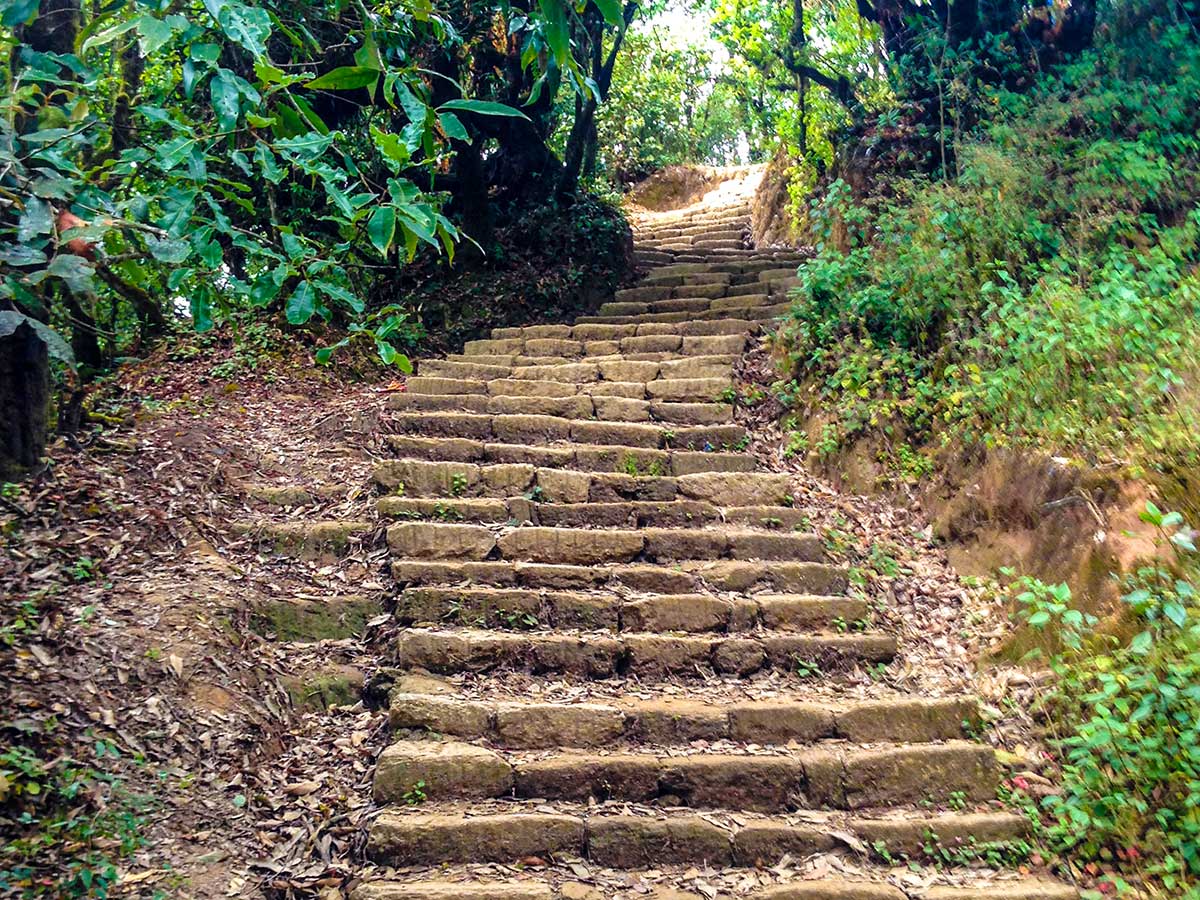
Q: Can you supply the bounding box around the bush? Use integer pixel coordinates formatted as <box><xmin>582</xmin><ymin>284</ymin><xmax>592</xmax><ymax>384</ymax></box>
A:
<box><xmin>1016</xmin><ymin>503</ymin><xmax>1200</xmax><ymax>897</ymax></box>
<box><xmin>771</xmin><ymin>18</ymin><xmax>1200</xmax><ymax>480</ymax></box>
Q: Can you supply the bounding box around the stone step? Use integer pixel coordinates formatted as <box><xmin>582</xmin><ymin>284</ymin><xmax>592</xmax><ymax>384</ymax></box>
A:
<box><xmin>382</xmin><ymin>435</ymin><xmax>757</xmax><ymax>475</ymax></box>
<box><xmin>396</xmin><ymin>520</ymin><xmax>816</xmax><ymax>562</ymax></box>
<box><xmin>374</xmin><ymin>463</ymin><xmax>790</xmax><ymax>504</ymax></box>
<box><xmin>354</xmin><ymin>877</ymin><xmax>1077</xmax><ymax>900</ymax></box>
<box><xmin>490</xmin><ymin>319</ymin><xmax>757</xmax><ymax>340</ymax></box>
<box><xmin>373</xmin><ymin>741</ymin><xmax>997</xmax><ymax>810</ymax></box>
<box><xmin>386</xmin><ymin>412</ymin><xmax>745</xmax><ymax>451</ymax></box>
<box><xmin>386</xmin><ymin>393</ymin><xmax>735</xmax><ymax>425</ymax></box>
<box><xmin>379</xmin><ymin>498</ymin><xmax>810</xmax><ymax>531</ymax></box>
<box><xmin>392</xmin><ymin>628</ymin><xmax>895</xmax><ymax>678</ymax></box>
<box><xmin>645</xmin><ymin>258</ymin><xmax>806</xmax><ymax>278</ymax></box>
<box><xmin>394</xmin><ymin>586</ymin><xmax>867</xmax><ymax>633</ymax></box>
<box><xmin>388</xmin><ymin>691</ymin><xmax>978</xmax><ymax>747</ymax></box>
<box><xmin>353</xmin><ymin>884</ymin><xmax>549</xmax><ymax>900</ymax></box>
<box><xmin>641</xmin><ymin>271</ymin><xmax>733</xmax><ymax>287</ymax></box>
<box><xmin>230</xmin><ymin>520</ymin><xmax>373</xmax><ymax>558</ymax></box>
<box><xmin>479</xmin><ymin>327</ymin><xmax>751</xmax><ymax>349</ymax></box>
<box><xmin>385</xmin><ymin>523</ymin><xmax>823</xmax><ymax>564</ymax></box>
<box><xmin>366</xmin><ymin>805</ymin><xmax>1028</xmax><ymax>868</ymax></box>
<box><xmin>597</xmin><ymin>294</ymin><xmax>772</xmax><ymax>317</ymax></box>
<box><xmin>575</xmin><ymin>304</ymin><xmax>790</xmax><ymax>327</ymax></box>
<box><xmin>401</xmin><ymin>374</ymin><xmax>736</xmax><ymax>403</ymax></box>
<box><xmin>418</xmin><ymin>353</ymin><xmax>738</xmax><ymax>383</ymax></box>
<box><xmin>390</xmin><ymin>558</ymin><xmax>848</xmax><ymax>596</ymax></box>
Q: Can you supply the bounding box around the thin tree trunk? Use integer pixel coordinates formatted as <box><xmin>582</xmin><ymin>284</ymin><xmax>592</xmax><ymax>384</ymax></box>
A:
<box><xmin>0</xmin><ymin>323</ymin><xmax>51</xmax><ymax>479</ymax></box>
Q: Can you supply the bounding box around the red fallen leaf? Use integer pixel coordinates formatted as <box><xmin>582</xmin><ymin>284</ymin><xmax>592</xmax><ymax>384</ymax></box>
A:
<box><xmin>518</xmin><ymin>856</ymin><xmax>546</xmax><ymax>867</ymax></box>
<box><xmin>1098</xmin><ymin>882</ymin><xmax>1115</xmax><ymax>894</ymax></box>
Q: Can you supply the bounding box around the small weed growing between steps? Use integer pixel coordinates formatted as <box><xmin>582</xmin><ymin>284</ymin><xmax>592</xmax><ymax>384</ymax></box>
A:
<box><xmin>793</xmin><ymin>656</ymin><xmax>823</xmax><ymax>678</ymax></box>
<box><xmin>1015</xmin><ymin>502</ymin><xmax>1200</xmax><ymax>897</ymax></box>
<box><xmin>402</xmin><ymin>781</ymin><xmax>427</xmax><ymax>806</ymax></box>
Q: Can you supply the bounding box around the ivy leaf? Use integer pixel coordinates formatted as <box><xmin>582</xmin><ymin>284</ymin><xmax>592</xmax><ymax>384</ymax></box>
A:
<box><xmin>306</xmin><ymin>66</ymin><xmax>379</xmax><ymax>91</ymax></box>
<box><xmin>285</xmin><ymin>281</ymin><xmax>317</xmax><ymax>324</ymax></box>
<box><xmin>438</xmin><ymin>99</ymin><xmax>529</xmax><ymax>119</ymax></box>
<box><xmin>368</xmin><ymin>207</ymin><xmax>396</xmax><ymax>256</ymax></box>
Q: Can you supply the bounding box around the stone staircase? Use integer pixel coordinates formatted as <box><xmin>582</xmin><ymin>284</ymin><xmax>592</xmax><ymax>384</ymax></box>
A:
<box><xmin>241</xmin><ymin>198</ymin><xmax>1076</xmax><ymax>899</ymax></box>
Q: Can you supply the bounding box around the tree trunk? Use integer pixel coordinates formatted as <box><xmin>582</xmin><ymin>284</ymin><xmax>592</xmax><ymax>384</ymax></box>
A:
<box><xmin>0</xmin><ymin>324</ymin><xmax>51</xmax><ymax>479</ymax></box>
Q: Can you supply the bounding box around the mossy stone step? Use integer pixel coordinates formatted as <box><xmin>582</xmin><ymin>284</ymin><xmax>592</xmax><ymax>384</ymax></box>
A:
<box><xmin>385</xmin><ymin>523</ymin><xmax>823</xmax><ymax>564</ymax></box>
<box><xmin>372</xmin><ymin>741</ymin><xmax>997</xmax><ymax>811</ymax></box>
<box><xmin>387</xmin><ymin>692</ymin><xmax>979</xmax><ymax>747</ymax></box>
<box><xmin>394</xmin><ymin>586</ymin><xmax>866</xmax><ymax>633</ymax></box>
<box><xmin>390</xmin><ymin>558</ymin><xmax>848</xmax><ymax>595</ymax></box>
<box><xmin>392</xmin><ymin>628</ymin><xmax>894</xmax><ymax>679</ymax></box>
<box><xmin>374</xmin><ymin>462</ymin><xmax>789</xmax><ymax>503</ymax></box>
<box><xmin>382</xmin><ymin>436</ymin><xmax>756</xmax><ymax>476</ymax></box>
<box><xmin>490</xmin><ymin>319</ymin><xmax>757</xmax><ymax>340</ymax></box>
<box><xmin>387</xmin><ymin>411</ymin><xmax>745</xmax><ymax>451</ymax></box>
<box><xmin>365</xmin><ymin>807</ymin><xmax>1026</xmax><ymax>868</ymax></box>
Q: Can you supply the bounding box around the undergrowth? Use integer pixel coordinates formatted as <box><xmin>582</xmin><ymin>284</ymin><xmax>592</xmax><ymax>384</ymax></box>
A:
<box><xmin>0</xmin><ymin>738</ymin><xmax>155</xmax><ymax>898</ymax></box>
<box><xmin>772</xmin><ymin>14</ymin><xmax>1200</xmax><ymax>490</ymax></box>
<box><xmin>1016</xmin><ymin>503</ymin><xmax>1200</xmax><ymax>898</ymax></box>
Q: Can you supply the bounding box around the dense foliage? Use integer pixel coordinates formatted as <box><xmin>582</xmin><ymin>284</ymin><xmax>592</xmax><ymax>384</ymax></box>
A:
<box><xmin>593</xmin><ymin>29</ymin><xmax>745</xmax><ymax>182</ymax></box>
<box><xmin>1016</xmin><ymin>503</ymin><xmax>1200</xmax><ymax>897</ymax></box>
<box><xmin>0</xmin><ymin>0</ymin><xmax>640</xmax><ymax>475</ymax></box>
<box><xmin>773</xmin><ymin>9</ymin><xmax>1200</xmax><ymax>487</ymax></box>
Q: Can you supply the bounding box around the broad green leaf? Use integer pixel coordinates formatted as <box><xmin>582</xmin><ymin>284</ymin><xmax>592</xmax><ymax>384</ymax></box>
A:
<box><xmin>147</xmin><ymin>237</ymin><xmax>192</xmax><ymax>263</ymax></box>
<box><xmin>137</xmin><ymin>14</ymin><xmax>178</xmax><ymax>54</ymax></box>
<box><xmin>214</xmin><ymin>2</ymin><xmax>272</xmax><ymax>57</ymax></box>
<box><xmin>285</xmin><ymin>281</ymin><xmax>317</xmax><ymax>324</ymax></box>
<box><xmin>211</xmin><ymin>70</ymin><xmax>242</xmax><ymax>130</ymax></box>
<box><xmin>17</xmin><ymin>197</ymin><xmax>53</xmax><ymax>242</ymax></box>
<box><xmin>354</xmin><ymin>32</ymin><xmax>384</xmax><ymax>71</ymax></box>
<box><xmin>438</xmin><ymin>99</ymin><xmax>529</xmax><ymax>119</ymax></box>
<box><xmin>46</xmin><ymin>254</ymin><xmax>95</xmax><ymax>293</ymax></box>
<box><xmin>191</xmin><ymin>291</ymin><xmax>214</xmax><ymax>332</ymax></box>
<box><xmin>372</xmin><ymin>126</ymin><xmax>410</xmax><ymax>168</ymax></box>
<box><xmin>254</xmin><ymin>143</ymin><xmax>285</xmax><ymax>183</ymax></box>
<box><xmin>291</xmin><ymin>96</ymin><xmax>330</xmax><ymax>135</ymax></box>
<box><xmin>438</xmin><ymin>111</ymin><xmax>469</xmax><ymax>142</ymax></box>
<box><xmin>368</xmin><ymin>207</ymin><xmax>396</xmax><ymax>256</ymax></box>
<box><xmin>393</xmin><ymin>79</ymin><xmax>430</xmax><ymax>128</ymax></box>
<box><xmin>593</xmin><ymin>0</ymin><xmax>623</xmax><ymax>25</ymax></box>
<box><xmin>305</xmin><ymin>66</ymin><xmax>379</xmax><ymax>91</ymax></box>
